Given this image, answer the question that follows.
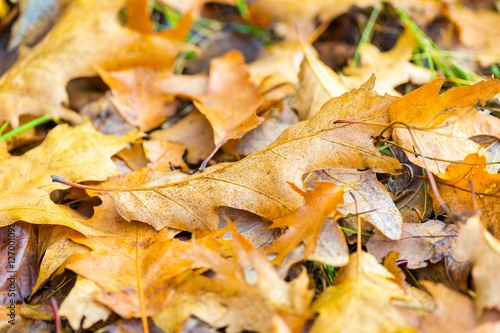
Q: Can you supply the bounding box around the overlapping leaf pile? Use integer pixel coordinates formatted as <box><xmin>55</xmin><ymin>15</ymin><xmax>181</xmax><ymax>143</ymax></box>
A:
<box><xmin>1</xmin><ymin>0</ymin><xmax>500</xmax><ymax>332</ymax></box>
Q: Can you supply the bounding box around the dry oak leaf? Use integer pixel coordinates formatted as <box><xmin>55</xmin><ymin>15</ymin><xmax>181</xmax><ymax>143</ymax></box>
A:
<box><xmin>389</xmin><ymin>78</ymin><xmax>500</xmax><ymax>175</ymax></box>
<box><xmin>454</xmin><ymin>215</ymin><xmax>500</xmax><ymax>313</ymax></box>
<box><xmin>367</xmin><ymin>220</ymin><xmax>459</xmax><ymax>269</ymax></box>
<box><xmin>65</xmin><ymin>225</ymin><xmax>231</xmax><ymax>318</ymax></box>
<box><xmin>154</xmin><ymin>222</ymin><xmax>313</xmax><ymax>333</ymax></box>
<box><xmin>0</xmin><ymin>0</ymin><xmax>187</xmax><ymax>128</ymax></box>
<box><xmin>0</xmin><ymin>122</ymin><xmax>139</xmax><ymax>235</ymax></box>
<box><xmin>436</xmin><ymin>154</ymin><xmax>500</xmax><ymax>238</ymax></box>
<box><xmin>266</xmin><ymin>182</ymin><xmax>343</xmax><ymax>266</ymax></box>
<box><xmin>304</xmin><ymin>169</ymin><xmax>403</xmax><ymax>240</ymax></box>
<box><xmin>112</xmin><ymin>76</ymin><xmax>402</xmax><ymax>232</ymax></box>
<box><xmin>194</xmin><ymin>50</ymin><xmax>265</xmax><ymax>164</ymax></box>
<box><xmin>311</xmin><ymin>251</ymin><xmax>413</xmax><ymax>333</ymax></box>
<box><xmin>444</xmin><ymin>6</ymin><xmax>500</xmax><ymax>66</ymax></box>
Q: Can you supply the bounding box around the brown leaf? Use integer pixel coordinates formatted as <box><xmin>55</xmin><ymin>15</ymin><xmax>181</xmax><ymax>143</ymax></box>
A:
<box><xmin>311</xmin><ymin>251</ymin><xmax>412</xmax><ymax>333</ymax></box>
<box><xmin>367</xmin><ymin>220</ymin><xmax>459</xmax><ymax>269</ymax></box>
<box><xmin>444</xmin><ymin>6</ymin><xmax>500</xmax><ymax>66</ymax></box>
<box><xmin>0</xmin><ymin>222</ymin><xmax>38</xmax><ymax>304</ymax></box>
<box><xmin>0</xmin><ymin>123</ymin><xmax>139</xmax><ymax>235</ymax></box>
<box><xmin>389</xmin><ymin>78</ymin><xmax>500</xmax><ymax>175</ymax></box>
<box><xmin>112</xmin><ymin>76</ymin><xmax>402</xmax><ymax>233</ymax></box>
<box><xmin>436</xmin><ymin>154</ymin><xmax>500</xmax><ymax>237</ymax></box>
<box><xmin>149</xmin><ymin>110</ymin><xmax>215</xmax><ymax>164</ymax></box>
<box><xmin>266</xmin><ymin>182</ymin><xmax>343</xmax><ymax>265</ymax></box>
<box><xmin>0</xmin><ymin>0</ymin><xmax>187</xmax><ymax>127</ymax></box>
<box><xmin>194</xmin><ymin>51</ymin><xmax>264</xmax><ymax>162</ymax></box>
<box><xmin>305</xmin><ymin>169</ymin><xmax>403</xmax><ymax>239</ymax></box>
<box><xmin>454</xmin><ymin>215</ymin><xmax>500</xmax><ymax>313</ymax></box>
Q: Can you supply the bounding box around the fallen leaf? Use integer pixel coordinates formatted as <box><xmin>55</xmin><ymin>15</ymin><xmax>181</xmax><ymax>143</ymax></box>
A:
<box><xmin>419</xmin><ymin>281</ymin><xmax>476</xmax><ymax>333</ymax></box>
<box><xmin>444</xmin><ymin>6</ymin><xmax>500</xmax><ymax>66</ymax></box>
<box><xmin>389</xmin><ymin>78</ymin><xmax>500</xmax><ymax>175</ymax></box>
<box><xmin>304</xmin><ymin>169</ymin><xmax>403</xmax><ymax>239</ymax></box>
<box><xmin>454</xmin><ymin>215</ymin><xmax>500</xmax><ymax>313</ymax></box>
<box><xmin>266</xmin><ymin>182</ymin><xmax>343</xmax><ymax>265</ymax></box>
<box><xmin>367</xmin><ymin>220</ymin><xmax>459</xmax><ymax>269</ymax></box>
<box><xmin>150</xmin><ymin>110</ymin><xmax>215</xmax><ymax>164</ymax></box>
<box><xmin>311</xmin><ymin>251</ymin><xmax>412</xmax><ymax>333</ymax></box>
<box><xmin>143</xmin><ymin>140</ymin><xmax>189</xmax><ymax>173</ymax></box>
<box><xmin>194</xmin><ymin>51</ymin><xmax>264</xmax><ymax>165</ymax></box>
<box><xmin>0</xmin><ymin>222</ymin><xmax>38</xmax><ymax>304</ymax></box>
<box><xmin>8</xmin><ymin>0</ymin><xmax>70</xmax><ymax>50</ymax></box>
<box><xmin>154</xmin><ymin>222</ymin><xmax>313</xmax><ymax>333</ymax></box>
<box><xmin>0</xmin><ymin>122</ymin><xmax>139</xmax><ymax>235</ymax></box>
<box><xmin>0</xmin><ymin>0</ymin><xmax>187</xmax><ymax>127</ymax></box>
<box><xmin>97</xmin><ymin>67</ymin><xmax>207</xmax><ymax>132</ymax></box>
<box><xmin>343</xmin><ymin>28</ymin><xmax>432</xmax><ymax>96</ymax></box>
<box><xmin>59</xmin><ymin>276</ymin><xmax>112</xmax><ymax>330</ymax></box>
<box><xmin>111</xmin><ymin>77</ymin><xmax>401</xmax><ymax>233</ymax></box>
<box><xmin>436</xmin><ymin>154</ymin><xmax>500</xmax><ymax>237</ymax></box>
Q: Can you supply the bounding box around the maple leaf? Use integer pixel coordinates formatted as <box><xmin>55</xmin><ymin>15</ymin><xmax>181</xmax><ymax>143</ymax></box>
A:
<box><xmin>194</xmin><ymin>50</ymin><xmax>265</xmax><ymax>167</ymax></box>
<box><xmin>0</xmin><ymin>0</ymin><xmax>188</xmax><ymax>128</ymax></box>
<box><xmin>389</xmin><ymin>78</ymin><xmax>500</xmax><ymax>175</ymax></box>
<box><xmin>266</xmin><ymin>182</ymin><xmax>343</xmax><ymax>266</ymax></box>
<box><xmin>311</xmin><ymin>251</ymin><xmax>412</xmax><ymax>333</ymax></box>
<box><xmin>454</xmin><ymin>215</ymin><xmax>500</xmax><ymax>313</ymax></box>
<box><xmin>436</xmin><ymin>154</ymin><xmax>500</xmax><ymax>237</ymax></box>
<box><xmin>0</xmin><ymin>122</ymin><xmax>139</xmax><ymax>235</ymax></box>
<box><xmin>109</xmin><ymin>76</ymin><xmax>401</xmax><ymax>232</ymax></box>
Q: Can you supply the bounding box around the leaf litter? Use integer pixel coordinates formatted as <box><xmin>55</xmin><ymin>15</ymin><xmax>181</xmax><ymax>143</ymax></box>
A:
<box><xmin>1</xmin><ymin>0</ymin><xmax>500</xmax><ymax>332</ymax></box>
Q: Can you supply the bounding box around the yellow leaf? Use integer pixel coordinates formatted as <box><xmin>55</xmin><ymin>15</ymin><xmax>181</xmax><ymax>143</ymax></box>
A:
<box><xmin>311</xmin><ymin>251</ymin><xmax>413</xmax><ymax>333</ymax></box>
<box><xmin>0</xmin><ymin>122</ymin><xmax>139</xmax><ymax>235</ymax></box>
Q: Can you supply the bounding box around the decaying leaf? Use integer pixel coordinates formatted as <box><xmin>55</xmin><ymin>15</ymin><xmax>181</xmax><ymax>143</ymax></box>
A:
<box><xmin>0</xmin><ymin>0</ymin><xmax>188</xmax><ymax>127</ymax></box>
<box><xmin>0</xmin><ymin>122</ymin><xmax>139</xmax><ymax>235</ymax></box>
<box><xmin>311</xmin><ymin>251</ymin><xmax>412</xmax><ymax>333</ymax></box>
<box><xmin>367</xmin><ymin>220</ymin><xmax>459</xmax><ymax>269</ymax></box>
<box><xmin>389</xmin><ymin>78</ymin><xmax>500</xmax><ymax>175</ymax></box>
<box><xmin>454</xmin><ymin>215</ymin><xmax>500</xmax><ymax>313</ymax></box>
<box><xmin>111</xmin><ymin>77</ymin><xmax>401</xmax><ymax>232</ymax></box>
<box><xmin>266</xmin><ymin>182</ymin><xmax>343</xmax><ymax>265</ymax></box>
<box><xmin>436</xmin><ymin>154</ymin><xmax>500</xmax><ymax>237</ymax></box>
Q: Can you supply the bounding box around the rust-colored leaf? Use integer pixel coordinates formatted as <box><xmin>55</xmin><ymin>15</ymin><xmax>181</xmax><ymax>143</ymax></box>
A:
<box><xmin>266</xmin><ymin>182</ymin><xmax>343</xmax><ymax>265</ymax></box>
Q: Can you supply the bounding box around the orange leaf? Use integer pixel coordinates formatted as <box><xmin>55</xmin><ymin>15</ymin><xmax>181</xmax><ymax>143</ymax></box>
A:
<box><xmin>389</xmin><ymin>78</ymin><xmax>500</xmax><ymax>175</ymax></box>
<box><xmin>194</xmin><ymin>51</ymin><xmax>264</xmax><ymax>164</ymax></box>
<box><xmin>266</xmin><ymin>182</ymin><xmax>343</xmax><ymax>265</ymax></box>
<box><xmin>437</xmin><ymin>154</ymin><xmax>500</xmax><ymax>236</ymax></box>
